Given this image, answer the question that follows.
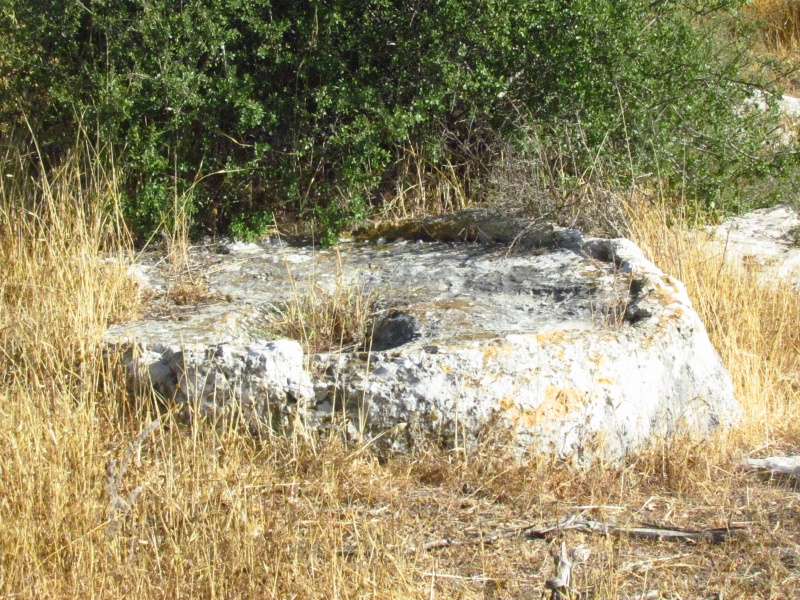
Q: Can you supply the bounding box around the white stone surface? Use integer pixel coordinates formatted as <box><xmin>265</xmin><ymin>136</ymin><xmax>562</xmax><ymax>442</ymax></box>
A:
<box><xmin>314</xmin><ymin>234</ymin><xmax>738</xmax><ymax>461</ymax></box>
<box><xmin>743</xmin><ymin>455</ymin><xmax>800</xmax><ymax>475</ymax></box>
<box><xmin>106</xmin><ymin>209</ymin><xmax>739</xmax><ymax>460</ymax></box>
<box><xmin>781</xmin><ymin>95</ymin><xmax>800</xmax><ymax>119</ymax></box>
<box><xmin>706</xmin><ymin>204</ymin><xmax>800</xmax><ymax>288</ymax></box>
<box><xmin>117</xmin><ymin>339</ymin><xmax>312</xmax><ymax>432</ymax></box>
<box><xmin>224</xmin><ymin>241</ymin><xmax>264</xmax><ymax>254</ymax></box>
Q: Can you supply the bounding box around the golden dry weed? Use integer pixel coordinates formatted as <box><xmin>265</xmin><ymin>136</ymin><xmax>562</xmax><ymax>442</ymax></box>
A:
<box><xmin>747</xmin><ymin>0</ymin><xmax>800</xmax><ymax>54</ymax></box>
<box><xmin>267</xmin><ymin>249</ymin><xmax>378</xmax><ymax>355</ymax></box>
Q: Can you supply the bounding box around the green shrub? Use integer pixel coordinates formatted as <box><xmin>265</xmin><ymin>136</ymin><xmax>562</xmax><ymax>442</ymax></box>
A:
<box><xmin>1</xmin><ymin>0</ymin><xmax>794</xmax><ymax>241</ymax></box>
<box><xmin>228</xmin><ymin>210</ymin><xmax>273</xmax><ymax>243</ymax></box>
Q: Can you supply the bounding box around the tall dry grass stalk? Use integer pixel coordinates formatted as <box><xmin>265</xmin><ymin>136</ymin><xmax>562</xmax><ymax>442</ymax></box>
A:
<box><xmin>0</xmin><ymin>136</ymin><xmax>138</xmax><ymax>379</ymax></box>
<box><xmin>746</xmin><ymin>0</ymin><xmax>800</xmax><ymax>54</ymax></box>
<box><xmin>269</xmin><ymin>252</ymin><xmax>378</xmax><ymax>355</ymax></box>
<box><xmin>0</xmin><ymin>136</ymin><xmax>141</xmax><ymax>593</ymax></box>
<box><xmin>0</xmin><ymin>136</ymin><xmax>423</xmax><ymax>597</ymax></box>
<box><xmin>380</xmin><ymin>143</ymin><xmax>472</xmax><ymax>218</ymax></box>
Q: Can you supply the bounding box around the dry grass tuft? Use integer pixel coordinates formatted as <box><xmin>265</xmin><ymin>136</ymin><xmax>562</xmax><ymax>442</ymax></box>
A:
<box><xmin>0</xmin><ymin>139</ymin><xmax>140</xmax><ymax>380</ymax></box>
<box><xmin>160</xmin><ymin>204</ymin><xmax>216</xmax><ymax>307</ymax></box>
<box><xmin>163</xmin><ymin>276</ymin><xmax>214</xmax><ymax>306</ymax></box>
<box><xmin>269</xmin><ymin>252</ymin><xmax>379</xmax><ymax>354</ymax></box>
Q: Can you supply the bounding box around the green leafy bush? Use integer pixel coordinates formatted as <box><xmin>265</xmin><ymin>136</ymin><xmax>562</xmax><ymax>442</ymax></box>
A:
<box><xmin>228</xmin><ymin>210</ymin><xmax>273</xmax><ymax>243</ymax></box>
<box><xmin>1</xmin><ymin>0</ymin><xmax>794</xmax><ymax>241</ymax></box>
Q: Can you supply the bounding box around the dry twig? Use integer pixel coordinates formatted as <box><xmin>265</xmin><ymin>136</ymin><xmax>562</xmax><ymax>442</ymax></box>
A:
<box><xmin>545</xmin><ymin>541</ymin><xmax>590</xmax><ymax>599</ymax></box>
<box><xmin>418</xmin><ymin>514</ymin><xmax>744</xmax><ymax>553</ymax></box>
<box><xmin>742</xmin><ymin>455</ymin><xmax>800</xmax><ymax>475</ymax></box>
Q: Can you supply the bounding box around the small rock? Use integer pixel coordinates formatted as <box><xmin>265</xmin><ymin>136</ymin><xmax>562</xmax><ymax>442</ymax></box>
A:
<box><xmin>706</xmin><ymin>204</ymin><xmax>800</xmax><ymax>288</ymax></box>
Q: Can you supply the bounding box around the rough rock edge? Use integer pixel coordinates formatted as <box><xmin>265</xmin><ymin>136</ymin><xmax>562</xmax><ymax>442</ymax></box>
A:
<box><xmin>113</xmin><ymin>339</ymin><xmax>313</xmax><ymax>435</ymax></box>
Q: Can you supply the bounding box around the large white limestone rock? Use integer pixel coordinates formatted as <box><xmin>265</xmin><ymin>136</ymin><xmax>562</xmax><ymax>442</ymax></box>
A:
<box><xmin>106</xmin><ymin>209</ymin><xmax>739</xmax><ymax>460</ymax></box>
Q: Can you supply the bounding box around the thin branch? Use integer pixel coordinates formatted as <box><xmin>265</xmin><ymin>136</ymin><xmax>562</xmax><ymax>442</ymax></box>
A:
<box><xmin>742</xmin><ymin>456</ymin><xmax>800</xmax><ymax>476</ymax></box>
<box><xmin>417</xmin><ymin>514</ymin><xmax>745</xmax><ymax>553</ymax></box>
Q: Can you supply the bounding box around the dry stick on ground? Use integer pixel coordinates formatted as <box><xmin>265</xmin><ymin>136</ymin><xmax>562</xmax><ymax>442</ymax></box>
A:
<box><xmin>545</xmin><ymin>541</ymin><xmax>590</xmax><ymax>600</ymax></box>
<box><xmin>742</xmin><ymin>455</ymin><xmax>800</xmax><ymax>475</ymax></box>
<box><xmin>418</xmin><ymin>514</ymin><xmax>746</xmax><ymax>552</ymax></box>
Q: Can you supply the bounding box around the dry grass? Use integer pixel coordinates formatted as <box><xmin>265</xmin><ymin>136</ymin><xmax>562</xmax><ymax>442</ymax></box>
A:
<box><xmin>747</xmin><ymin>0</ymin><xmax>800</xmax><ymax>54</ymax></box>
<box><xmin>487</xmin><ymin>123</ymin><xmax>629</xmax><ymax>238</ymax></box>
<box><xmin>627</xmin><ymin>197</ymin><xmax>800</xmax><ymax>451</ymax></box>
<box><xmin>268</xmin><ymin>251</ymin><xmax>379</xmax><ymax>354</ymax></box>
<box><xmin>379</xmin><ymin>142</ymin><xmax>472</xmax><ymax>218</ymax></box>
<box><xmin>160</xmin><ymin>194</ymin><xmax>216</xmax><ymax>308</ymax></box>
<box><xmin>3</xmin><ymin>137</ymin><xmax>800</xmax><ymax>598</ymax></box>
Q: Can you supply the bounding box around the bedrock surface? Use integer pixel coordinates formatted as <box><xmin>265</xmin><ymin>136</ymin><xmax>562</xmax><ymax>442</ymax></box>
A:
<box><xmin>106</xmin><ymin>209</ymin><xmax>739</xmax><ymax>460</ymax></box>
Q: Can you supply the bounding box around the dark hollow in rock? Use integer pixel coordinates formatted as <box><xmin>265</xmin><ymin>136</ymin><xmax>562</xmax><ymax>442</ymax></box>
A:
<box><xmin>370</xmin><ymin>311</ymin><xmax>417</xmax><ymax>351</ymax></box>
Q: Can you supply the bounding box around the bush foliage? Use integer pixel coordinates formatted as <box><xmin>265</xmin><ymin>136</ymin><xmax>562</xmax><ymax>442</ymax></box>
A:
<box><xmin>1</xmin><ymin>0</ymin><xmax>795</xmax><ymax>239</ymax></box>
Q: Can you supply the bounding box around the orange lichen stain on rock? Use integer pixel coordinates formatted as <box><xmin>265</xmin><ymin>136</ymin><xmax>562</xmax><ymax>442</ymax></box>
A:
<box><xmin>431</xmin><ymin>298</ymin><xmax>474</xmax><ymax>311</ymax></box>
<box><xmin>430</xmin><ymin>331</ymin><xmax>498</xmax><ymax>345</ymax></box>
<box><xmin>499</xmin><ymin>385</ymin><xmax>587</xmax><ymax>429</ymax></box>
<box><xmin>498</xmin><ymin>397</ymin><xmax>515</xmax><ymax>411</ymax></box>
<box><xmin>544</xmin><ymin>385</ymin><xmax>586</xmax><ymax>408</ymax></box>
<box><xmin>595</xmin><ymin>376</ymin><xmax>615</xmax><ymax>386</ymax></box>
<box><xmin>482</xmin><ymin>341</ymin><xmax>513</xmax><ymax>365</ymax></box>
<box><xmin>671</xmin><ymin>307</ymin><xmax>685</xmax><ymax>319</ymax></box>
<box><xmin>536</xmin><ymin>330</ymin><xmax>572</xmax><ymax>345</ymax></box>
<box><xmin>646</xmin><ymin>282</ymin><xmax>681</xmax><ymax>307</ymax></box>
<box><xmin>411</xmin><ymin>298</ymin><xmax>477</xmax><ymax>330</ymax></box>
<box><xmin>499</xmin><ymin>402</ymin><xmax>538</xmax><ymax>429</ymax></box>
<box><xmin>588</xmin><ymin>352</ymin><xmax>606</xmax><ymax>367</ymax></box>
<box><xmin>666</xmin><ymin>278</ymin><xmax>688</xmax><ymax>298</ymax></box>
<box><xmin>646</xmin><ymin>303</ymin><xmax>687</xmax><ymax>340</ymax></box>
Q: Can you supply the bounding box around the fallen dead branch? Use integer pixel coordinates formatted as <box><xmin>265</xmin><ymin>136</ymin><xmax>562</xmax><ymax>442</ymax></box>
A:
<box><xmin>742</xmin><ymin>455</ymin><xmax>800</xmax><ymax>475</ymax></box>
<box><xmin>556</xmin><ymin>520</ymin><xmax>746</xmax><ymax>544</ymax></box>
<box><xmin>418</xmin><ymin>514</ymin><xmax>745</xmax><ymax>552</ymax></box>
<box><xmin>419</xmin><ymin>515</ymin><xmax>576</xmax><ymax>552</ymax></box>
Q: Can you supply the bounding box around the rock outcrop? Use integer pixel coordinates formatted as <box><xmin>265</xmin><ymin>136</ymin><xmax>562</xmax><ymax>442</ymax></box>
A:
<box><xmin>706</xmin><ymin>204</ymin><xmax>800</xmax><ymax>289</ymax></box>
<box><xmin>106</xmin><ymin>209</ymin><xmax>739</xmax><ymax>461</ymax></box>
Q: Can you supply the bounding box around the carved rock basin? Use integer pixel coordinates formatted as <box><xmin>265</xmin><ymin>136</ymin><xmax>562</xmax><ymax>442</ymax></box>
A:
<box><xmin>106</xmin><ymin>209</ymin><xmax>739</xmax><ymax>461</ymax></box>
